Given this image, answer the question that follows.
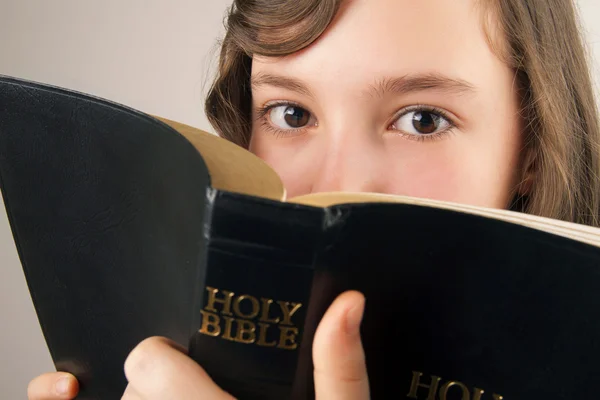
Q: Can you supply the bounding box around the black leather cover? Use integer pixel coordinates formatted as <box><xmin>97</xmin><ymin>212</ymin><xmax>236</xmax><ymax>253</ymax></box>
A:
<box><xmin>2</xmin><ymin>76</ymin><xmax>600</xmax><ymax>400</ymax></box>
<box><xmin>197</xmin><ymin>192</ymin><xmax>600</xmax><ymax>400</ymax></box>
<box><xmin>0</xmin><ymin>76</ymin><xmax>212</xmax><ymax>398</ymax></box>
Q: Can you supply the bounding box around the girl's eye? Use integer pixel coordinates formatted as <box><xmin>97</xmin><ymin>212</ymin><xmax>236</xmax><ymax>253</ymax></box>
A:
<box><xmin>391</xmin><ymin>109</ymin><xmax>452</xmax><ymax>136</ymax></box>
<box><xmin>268</xmin><ymin>105</ymin><xmax>314</xmax><ymax>129</ymax></box>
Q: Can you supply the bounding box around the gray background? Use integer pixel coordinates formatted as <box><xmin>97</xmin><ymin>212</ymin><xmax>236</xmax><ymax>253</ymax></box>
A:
<box><xmin>1</xmin><ymin>0</ymin><xmax>600</xmax><ymax>398</ymax></box>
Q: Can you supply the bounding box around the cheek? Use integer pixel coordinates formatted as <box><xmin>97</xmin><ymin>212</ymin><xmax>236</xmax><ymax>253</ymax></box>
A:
<box><xmin>385</xmin><ymin>135</ymin><xmax>521</xmax><ymax>209</ymax></box>
<box><xmin>387</xmin><ymin>154</ymin><xmax>506</xmax><ymax>208</ymax></box>
<box><xmin>249</xmin><ymin>133</ymin><xmax>317</xmax><ymax>197</ymax></box>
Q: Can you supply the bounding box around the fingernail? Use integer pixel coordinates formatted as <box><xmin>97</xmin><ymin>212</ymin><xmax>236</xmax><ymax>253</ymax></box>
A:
<box><xmin>345</xmin><ymin>296</ymin><xmax>365</xmax><ymax>334</ymax></box>
<box><xmin>55</xmin><ymin>376</ymin><xmax>70</xmax><ymax>395</ymax></box>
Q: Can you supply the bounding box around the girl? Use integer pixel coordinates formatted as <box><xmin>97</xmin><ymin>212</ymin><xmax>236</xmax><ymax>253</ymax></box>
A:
<box><xmin>27</xmin><ymin>0</ymin><xmax>600</xmax><ymax>398</ymax></box>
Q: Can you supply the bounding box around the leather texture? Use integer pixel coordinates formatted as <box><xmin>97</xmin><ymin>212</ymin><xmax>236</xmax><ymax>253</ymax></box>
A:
<box><xmin>0</xmin><ymin>76</ymin><xmax>211</xmax><ymax>399</ymax></box>
<box><xmin>194</xmin><ymin>190</ymin><xmax>600</xmax><ymax>400</ymax></box>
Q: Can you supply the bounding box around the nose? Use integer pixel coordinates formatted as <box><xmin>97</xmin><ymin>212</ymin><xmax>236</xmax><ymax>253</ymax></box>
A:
<box><xmin>310</xmin><ymin>127</ymin><xmax>385</xmax><ymax>194</ymax></box>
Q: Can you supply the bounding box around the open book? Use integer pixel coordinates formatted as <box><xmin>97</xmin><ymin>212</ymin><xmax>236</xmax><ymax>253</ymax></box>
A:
<box><xmin>2</xmin><ymin>75</ymin><xmax>600</xmax><ymax>400</ymax></box>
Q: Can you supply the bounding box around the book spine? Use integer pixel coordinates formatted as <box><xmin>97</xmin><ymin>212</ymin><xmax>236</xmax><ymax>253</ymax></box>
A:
<box><xmin>187</xmin><ymin>191</ymin><xmax>323</xmax><ymax>400</ymax></box>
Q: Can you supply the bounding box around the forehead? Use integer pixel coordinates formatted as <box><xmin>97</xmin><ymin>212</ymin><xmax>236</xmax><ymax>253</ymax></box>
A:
<box><xmin>252</xmin><ymin>0</ymin><xmax>502</xmax><ymax>89</ymax></box>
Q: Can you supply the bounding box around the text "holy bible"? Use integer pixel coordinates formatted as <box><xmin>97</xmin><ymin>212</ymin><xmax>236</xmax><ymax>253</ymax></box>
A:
<box><xmin>198</xmin><ymin>286</ymin><xmax>303</xmax><ymax>350</ymax></box>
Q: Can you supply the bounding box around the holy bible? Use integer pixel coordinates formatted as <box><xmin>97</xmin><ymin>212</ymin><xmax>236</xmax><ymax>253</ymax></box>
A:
<box><xmin>2</xmin><ymin>75</ymin><xmax>600</xmax><ymax>400</ymax></box>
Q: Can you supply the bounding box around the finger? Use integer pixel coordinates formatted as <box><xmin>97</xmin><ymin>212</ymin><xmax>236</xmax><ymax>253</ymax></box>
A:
<box><xmin>27</xmin><ymin>372</ymin><xmax>79</xmax><ymax>400</ymax></box>
<box><xmin>124</xmin><ymin>336</ymin><xmax>236</xmax><ymax>400</ymax></box>
<box><xmin>313</xmin><ymin>290</ymin><xmax>370</xmax><ymax>400</ymax></box>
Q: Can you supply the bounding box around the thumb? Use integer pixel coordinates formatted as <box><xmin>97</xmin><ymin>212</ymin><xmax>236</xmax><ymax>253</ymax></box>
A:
<box><xmin>312</xmin><ymin>290</ymin><xmax>370</xmax><ymax>400</ymax></box>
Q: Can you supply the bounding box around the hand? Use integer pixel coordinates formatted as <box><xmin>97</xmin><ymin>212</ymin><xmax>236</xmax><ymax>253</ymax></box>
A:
<box><xmin>312</xmin><ymin>290</ymin><xmax>370</xmax><ymax>400</ymax></box>
<box><xmin>27</xmin><ymin>372</ymin><xmax>79</xmax><ymax>400</ymax></box>
<box><xmin>122</xmin><ymin>290</ymin><xmax>369</xmax><ymax>399</ymax></box>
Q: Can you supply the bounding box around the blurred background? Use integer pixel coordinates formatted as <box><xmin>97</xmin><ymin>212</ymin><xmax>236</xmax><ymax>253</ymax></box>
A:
<box><xmin>1</xmin><ymin>0</ymin><xmax>600</xmax><ymax>397</ymax></box>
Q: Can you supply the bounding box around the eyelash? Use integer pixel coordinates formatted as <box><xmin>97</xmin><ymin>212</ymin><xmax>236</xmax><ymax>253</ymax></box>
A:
<box><xmin>255</xmin><ymin>101</ymin><xmax>457</xmax><ymax>141</ymax></box>
<box><xmin>255</xmin><ymin>101</ymin><xmax>311</xmax><ymax>139</ymax></box>
<box><xmin>389</xmin><ymin>105</ymin><xmax>457</xmax><ymax>142</ymax></box>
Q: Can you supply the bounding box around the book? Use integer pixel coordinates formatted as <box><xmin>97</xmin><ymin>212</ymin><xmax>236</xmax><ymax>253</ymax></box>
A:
<box><xmin>2</xmin><ymin>74</ymin><xmax>600</xmax><ymax>400</ymax></box>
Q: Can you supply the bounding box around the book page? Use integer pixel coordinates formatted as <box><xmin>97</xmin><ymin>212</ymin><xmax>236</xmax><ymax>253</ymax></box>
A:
<box><xmin>157</xmin><ymin>117</ymin><xmax>286</xmax><ymax>201</ymax></box>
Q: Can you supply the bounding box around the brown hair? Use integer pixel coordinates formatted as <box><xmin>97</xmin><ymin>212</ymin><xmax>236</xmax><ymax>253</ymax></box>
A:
<box><xmin>205</xmin><ymin>0</ymin><xmax>600</xmax><ymax>227</ymax></box>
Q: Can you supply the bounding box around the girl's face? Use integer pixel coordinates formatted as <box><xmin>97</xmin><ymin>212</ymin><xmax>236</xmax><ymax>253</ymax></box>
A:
<box><xmin>249</xmin><ymin>0</ymin><xmax>524</xmax><ymax>209</ymax></box>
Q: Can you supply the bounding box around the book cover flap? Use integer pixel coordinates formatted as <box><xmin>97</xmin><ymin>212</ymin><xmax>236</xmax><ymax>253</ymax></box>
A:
<box><xmin>0</xmin><ymin>76</ymin><xmax>212</xmax><ymax>399</ymax></box>
<box><xmin>312</xmin><ymin>203</ymin><xmax>600</xmax><ymax>399</ymax></box>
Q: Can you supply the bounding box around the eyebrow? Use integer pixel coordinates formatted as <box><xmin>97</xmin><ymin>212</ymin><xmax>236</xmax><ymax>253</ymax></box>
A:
<box><xmin>368</xmin><ymin>74</ymin><xmax>476</xmax><ymax>97</ymax></box>
<box><xmin>251</xmin><ymin>73</ymin><xmax>315</xmax><ymax>98</ymax></box>
<box><xmin>250</xmin><ymin>72</ymin><xmax>476</xmax><ymax>98</ymax></box>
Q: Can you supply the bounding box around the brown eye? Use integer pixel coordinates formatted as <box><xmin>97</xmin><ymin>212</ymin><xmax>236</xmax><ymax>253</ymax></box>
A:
<box><xmin>284</xmin><ymin>107</ymin><xmax>310</xmax><ymax>128</ymax></box>
<box><xmin>269</xmin><ymin>105</ymin><xmax>314</xmax><ymax>129</ymax></box>
<box><xmin>391</xmin><ymin>109</ymin><xmax>451</xmax><ymax>136</ymax></box>
<box><xmin>412</xmin><ymin>111</ymin><xmax>439</xmax><ymax>134</ymax></box>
